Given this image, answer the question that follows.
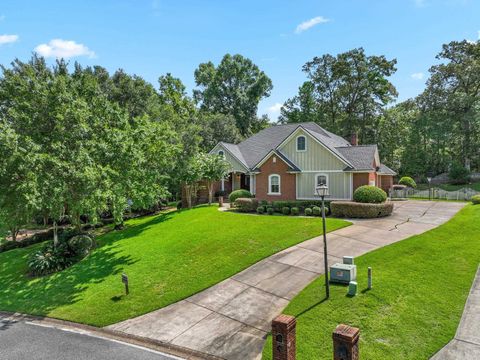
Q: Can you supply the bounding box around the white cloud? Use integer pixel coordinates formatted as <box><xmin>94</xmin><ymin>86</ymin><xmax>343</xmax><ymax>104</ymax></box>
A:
<box><xmin>295</xmin><ymin>16</ymin><xmax>330</xmax><ymax>34</ymax></box>
<box><xmin>34</xmin><ymin>39</ymin><xmax>95</xmax><ymax>59</ymax></box>
<box><xmin>411</xmin><ymin>72</ymin><xmax>424</xmax><ymax>80</ymax></box>
<box><xmin>0</xmin><ymin>34</ymin><xmax>18</xmax><ymax>45</ymax></box>
<box><xmin>267</xmin><ymin>103</ymin><xmax>283</xmax><ymax>119</ymax></box>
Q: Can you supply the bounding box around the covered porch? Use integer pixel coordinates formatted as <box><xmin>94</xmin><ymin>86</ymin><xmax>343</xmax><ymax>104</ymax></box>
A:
<box><xmin>220</xmin><ymin>171</ymin><xmax>255</xmax><ymax>196</ymax></box>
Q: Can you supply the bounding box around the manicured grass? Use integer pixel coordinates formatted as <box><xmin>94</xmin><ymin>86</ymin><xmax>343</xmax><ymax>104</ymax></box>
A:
<box><xmin>0</xmin><ymin>206</ymin><xmax>349</xmax><ymax>327</ymax></box>
<box><xmin>262</xmin><ymin>204</ymin><xmax>480</xmax><ymax>359</ymax></box>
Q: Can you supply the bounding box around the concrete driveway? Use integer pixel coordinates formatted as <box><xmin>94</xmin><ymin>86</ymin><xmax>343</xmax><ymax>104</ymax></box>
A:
<box><xmin>108</xmin><ymin>200</ymin><xmax>465</xmax><ymax>360</ymax></box>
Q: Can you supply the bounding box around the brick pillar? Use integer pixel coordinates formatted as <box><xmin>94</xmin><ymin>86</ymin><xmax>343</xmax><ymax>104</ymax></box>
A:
<box><xmin>333</xmin><ymin>324</ymin><xmax>360</xmax><ymax>360</ymax></box>
<box><xmin>272</xmin><ymin>314</ymin><xmax>296</xmax><ymax>360</ymax></box>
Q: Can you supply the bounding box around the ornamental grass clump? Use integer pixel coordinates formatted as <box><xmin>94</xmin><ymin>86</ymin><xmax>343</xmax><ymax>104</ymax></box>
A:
<box><xmin>28</xmin><ymin>233</ymin><xmax>95</xmax><ymax>276</ymax></box>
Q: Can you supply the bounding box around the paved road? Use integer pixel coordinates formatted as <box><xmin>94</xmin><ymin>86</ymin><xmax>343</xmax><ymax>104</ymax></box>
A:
<box><xmin>431</xmin><ymin>266</ymin><xmax>480</xmax><ymax>360</ymax></box>
<box><xmin>0</xmin><ymin>315</ymin><xmax>181</xmax><ymax>360</ymax></box>
<box><xmin>108</xmin><ymin>200</ymin><xmax>465</xmax><ymax>360</ymax></box>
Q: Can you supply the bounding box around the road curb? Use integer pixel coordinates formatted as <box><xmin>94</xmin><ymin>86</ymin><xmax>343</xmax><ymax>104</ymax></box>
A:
<box><xmin>0</xmin><ymin>311</ymin><xmax>223</xmax><ymax>360</ymax></box>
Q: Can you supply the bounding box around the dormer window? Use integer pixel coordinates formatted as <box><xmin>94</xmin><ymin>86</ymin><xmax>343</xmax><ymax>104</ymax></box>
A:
<box><xmin>296</xmin><ymin>135</ymin><xmax>306</xmax><ymax>152</ymax></box>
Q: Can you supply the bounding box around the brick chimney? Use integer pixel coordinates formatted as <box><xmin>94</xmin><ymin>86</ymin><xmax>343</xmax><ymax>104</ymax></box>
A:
<box><xmin>350</xmin><ymin>133</ymin><xmax>358</xmax><ymax>146</ymax></box>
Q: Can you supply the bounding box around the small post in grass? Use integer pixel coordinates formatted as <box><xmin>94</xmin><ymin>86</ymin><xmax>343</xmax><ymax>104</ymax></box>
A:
<box><xmin>368</xmin><ymin>267</ymin><xmax>372</xmax><ymax>289</ymax></box>
<box><xmin>316</xmin><ymin>183</ymin><xmax>330</xmax><ymax>299</ymax></box>
<box><xmin>122</xmin><ymin>273</ymin><xmax>129</xmax><ymax>295</ymax></box>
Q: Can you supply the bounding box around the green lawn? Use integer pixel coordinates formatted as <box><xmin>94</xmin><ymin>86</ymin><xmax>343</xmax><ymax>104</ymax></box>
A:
<box><xmin>262</xmin><ymin>204</ymin><xmax>480</xmax><ymax>359</ymax></box>
<box><xmin>0</xmin><ymin>206</ymin><xmax>349</xmax><ymax>327</ymax></box>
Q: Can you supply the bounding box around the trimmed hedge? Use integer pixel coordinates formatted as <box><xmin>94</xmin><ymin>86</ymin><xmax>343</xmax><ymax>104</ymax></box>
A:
<box><xmin>305</xmin><ymin>208</ymin><xmax>313</xmax><ymax>216</ymax></box>
<box><xmin>312</xmin><ymin>206</ymin><xmax>321</xmax><ymax>216</ymax></box>
<box><xmin>331</xmin><ymin>201</ymin><xmax>393</xmax><ymax>218</ymax></box>
<box><xmin>282</xmin><ymin>207</ymin><xmax>290</xmax><ymax>215</ymax></box>
<box><xmin>234</xmin><ymin>198</ymin><xmax>259</xmax><ymax>212</ymax></box>
<box><xmin>398</xmin><ymin>176</ymin><xmax>417</xmax><ymax>188</ymax></box>
<box><xmin>267</xmin><ymin>206</ymin><xmax>274</xmax><ymax>215</ymax></box>
<box><xmin>291</xmin><ymin>207</ymin><xmax>299</xmax><ymax>216</ymax></box>
<box><xmin>472</xmin><ymin>195</ymin><xmax>480</xmax><ymax>205</ymax></box>
<box><xmin>256</xmin><ymin>206</ymin><xmax>265</xmax><ymax>214</ymax></box>
<box><xmin>272</xmin><ymin>200</ymin><xmax>330</xmax><ymax>211</ymax></box>
<box><xmin>353</xmin><ymin>185</ymin><xmax>387</xmax><ymax>204</ymax></box>
<box><xmin>229</xmin><ymin>190</ymin><xmax>252</xmax><ymax>203</ymax></box>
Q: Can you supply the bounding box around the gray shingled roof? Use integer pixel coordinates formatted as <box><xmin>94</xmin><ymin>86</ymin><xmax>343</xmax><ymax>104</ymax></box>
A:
<box><xmin>378</xmin><ymin>163</ymin><xmax>397</xmax><ymax>175</ymax></box>
<box><xmin>336</xmin><ymin>145</ymin><xmax>378</xmax><ymax>171</ymax></box>
<box><xmin>216</xmin><ymin>122</ymin><xmax>391</xmax><ymax>173</ymax></box>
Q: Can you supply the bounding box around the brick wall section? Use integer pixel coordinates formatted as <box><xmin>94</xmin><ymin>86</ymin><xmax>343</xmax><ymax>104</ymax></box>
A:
<box><xmin>353</xmin><ymin>173</ymin><xmax>369</xmax><ymax>191</ymax></box>
<box><xmin>379</xmin><ymin>175</ymin><xmax>393</xmax><ymax>193</ymax></box>
<box><xmin>272</xmin><ymin>314</ymin><xmax>296</xmax><ymax>360</ymax></box>
<box><xmin>255</xmin><ymin>155</ymin><xmax>296</xmax><ymax>201</ymax></box>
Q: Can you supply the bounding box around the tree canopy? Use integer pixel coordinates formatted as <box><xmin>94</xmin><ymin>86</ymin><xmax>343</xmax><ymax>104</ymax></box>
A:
<box><xmin>194</xmin><ymin>53</ymin><xmax>273</xmax><ymax>136</ymax></box>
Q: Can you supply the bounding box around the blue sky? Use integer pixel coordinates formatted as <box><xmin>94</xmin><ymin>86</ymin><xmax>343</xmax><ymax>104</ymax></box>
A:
<box><xmin>0</xmin><ymin>0</ymin><xmax>479</xmax><ymax>120</ymax></box>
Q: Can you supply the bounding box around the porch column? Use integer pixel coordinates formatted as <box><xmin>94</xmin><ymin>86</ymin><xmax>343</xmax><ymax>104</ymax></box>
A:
<box><xmin>249</xmin><ymin>174</ymin><xmax>255</xmax><ymax>194</ymax></box>
<box><xmin>221</xmin><ymin>178</ymin><xmax>225</xmax><ymax>191</ymax></box>
<box><xmin>232</xmin><ymin>171</ymin><xmax>236</xmax><ymax>190</ymax></box>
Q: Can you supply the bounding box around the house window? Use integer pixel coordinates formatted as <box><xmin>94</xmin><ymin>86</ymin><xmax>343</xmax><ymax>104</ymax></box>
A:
<box><xmin>296</xmin><ymin>136</ymin><xmax>306</xmax><ymax>151</ymax></box>
<box><xmin>268</xmin><ymin>174</ymin><xmax>281</xmax><ymax>195</ymax></box>
<box><xmin>218</xmin><ymin>150</ymin><xmax>224</xmax><ymax>157</ymax></box>
<box><xmin>315</xmin><ymin>173</ymin><xmax>328</xmax><ymax>191</ymax></box>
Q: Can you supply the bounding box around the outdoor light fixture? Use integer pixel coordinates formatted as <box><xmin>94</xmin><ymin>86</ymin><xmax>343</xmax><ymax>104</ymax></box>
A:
<box><xmin>315</xmin><ymin>184</ymin><xmax>330</xmax><ymax>299</ymax></box>
<box><xmin>427</xmin><ymin>176</ymin><xmax>432</xmax><ymax>200</ymax></box>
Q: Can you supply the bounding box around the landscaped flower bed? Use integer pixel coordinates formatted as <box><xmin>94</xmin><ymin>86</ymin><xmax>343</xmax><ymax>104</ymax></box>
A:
<box><xmin>331</xmin><ymin>185</ymin><xmax>393</xmax><ymax>218</ymax></box>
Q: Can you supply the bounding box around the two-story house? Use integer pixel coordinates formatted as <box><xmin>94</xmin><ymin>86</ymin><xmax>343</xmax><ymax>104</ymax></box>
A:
<box><xmin>210</xmin><ymin>122</ymin><xmax>396</xmax><ymax>201</ymax></box>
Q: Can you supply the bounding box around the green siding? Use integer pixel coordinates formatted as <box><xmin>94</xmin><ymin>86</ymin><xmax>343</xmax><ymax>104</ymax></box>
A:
<box><xmin>279</xmin><ymin>129</ymin><xmax>346</xmax><ymax>171</ymax></box>
<box><xmin>296</xmin><ymin>172</ymin><xmax>352</xmax><ymax>200</ymax></box>
<box><xmin>211</xmin><ymin>144</ymin><xmax>248</xmax><ymax>173</ymax></box>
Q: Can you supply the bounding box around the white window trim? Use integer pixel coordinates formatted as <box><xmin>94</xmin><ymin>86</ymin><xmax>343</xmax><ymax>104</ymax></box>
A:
<box><xmin>314</xmin><ymin>173</ymin><xmax>329</xmax><ymax>194</ymax></box>
<box><xmin>268</xmin><ymin>174</ymin><xmax>281</xmax><ymax>195</ymax></box>
<box><xmin>296</xmin><ymin>135</ymin><xmax>307</xmax><ymax>152</ymax></box>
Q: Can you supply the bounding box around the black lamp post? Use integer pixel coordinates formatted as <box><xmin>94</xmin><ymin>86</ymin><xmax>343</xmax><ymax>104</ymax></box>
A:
<box><xmin>427</xmin><ymin>177</ymin><xmax>432</xmax><ymax>200</ymax></box>
<box><xmin>316</xmin><ymin>184</ymin><xmax>330</xmax><ymax>299</ymax></box>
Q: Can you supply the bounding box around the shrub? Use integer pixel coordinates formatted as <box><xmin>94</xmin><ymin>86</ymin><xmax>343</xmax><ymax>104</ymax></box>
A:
<box><xmin>256</xmin><ymin>206</ymin><xmax>265</xmax><ymax>214</ymax></box>
<box><xmin>472</xmin><ymin>195</ymin><xmax>480</xmax><ymax>205</ymax></box>
<box><xmin>305</xmin><ymin>208</ymin><xmax>313</xmax><ymax>216</ymax></box>
<box><xmin>234</xmin><ymin>198</ymin><xmax>259</xmax><ymax>212</ymax></box>
<box><xmin>28</xmin><ymin>242</ymin><xmax>76</xmax><ymax>276</ymax></box>
<box><xmin>331</xmin><ymin>201</ymin><xmax>394</xmax><ymax>218</ymax></box>
<box><xmin>176</xmin><ymin>201</ymin><xmax>183</xmax><ymax>209</ymax></box>
<box><xmin>271</xmin><ymin>200</ymin><xmax>330</xmax><ymax>213</ymax></box>
<box><xmin>312</xmin><ymin>206</ymin><xmax>321</xmax><ymax>216</ymax></box>
<box><xmin>259</xmin><ymin>200</ymin><xmax>269</xmax><ymax>206</ymax></box>
<box><xmin>266</xmin><ymin>207</ymin><xmax>274</xmax><ymax>215</ymax></box>
<box><xmin>398</xmin><ymin>176</ymin><xmax>417</xmax><ymax>188</ymax></box>
<box><xmin>282</xmin><ymin>207</ymin><xmax>290</xmax><ymax>215</ymax></box>
<box><xmin>68</xmin><ymin>234</ymin><xmax>94</xmax><ymax>257</ymax></box>
<box><xmin>449</xmin><ymin>162</ymin><xmax>471</xmax><ymax>185</ymax></box>
<box><xmin>291</xmin><ymin>207</ymin><xmax>299</xmax><ymax>216</ymax></box>
<box><xmin>353</xmin><ymin>185</ymin><xmax>387</xmax><ymax>204</ymax></box>
<box><xmin>229</xmin><ymin>190</ymin><xmax>252</xmax><ymax>203</ymax></box>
